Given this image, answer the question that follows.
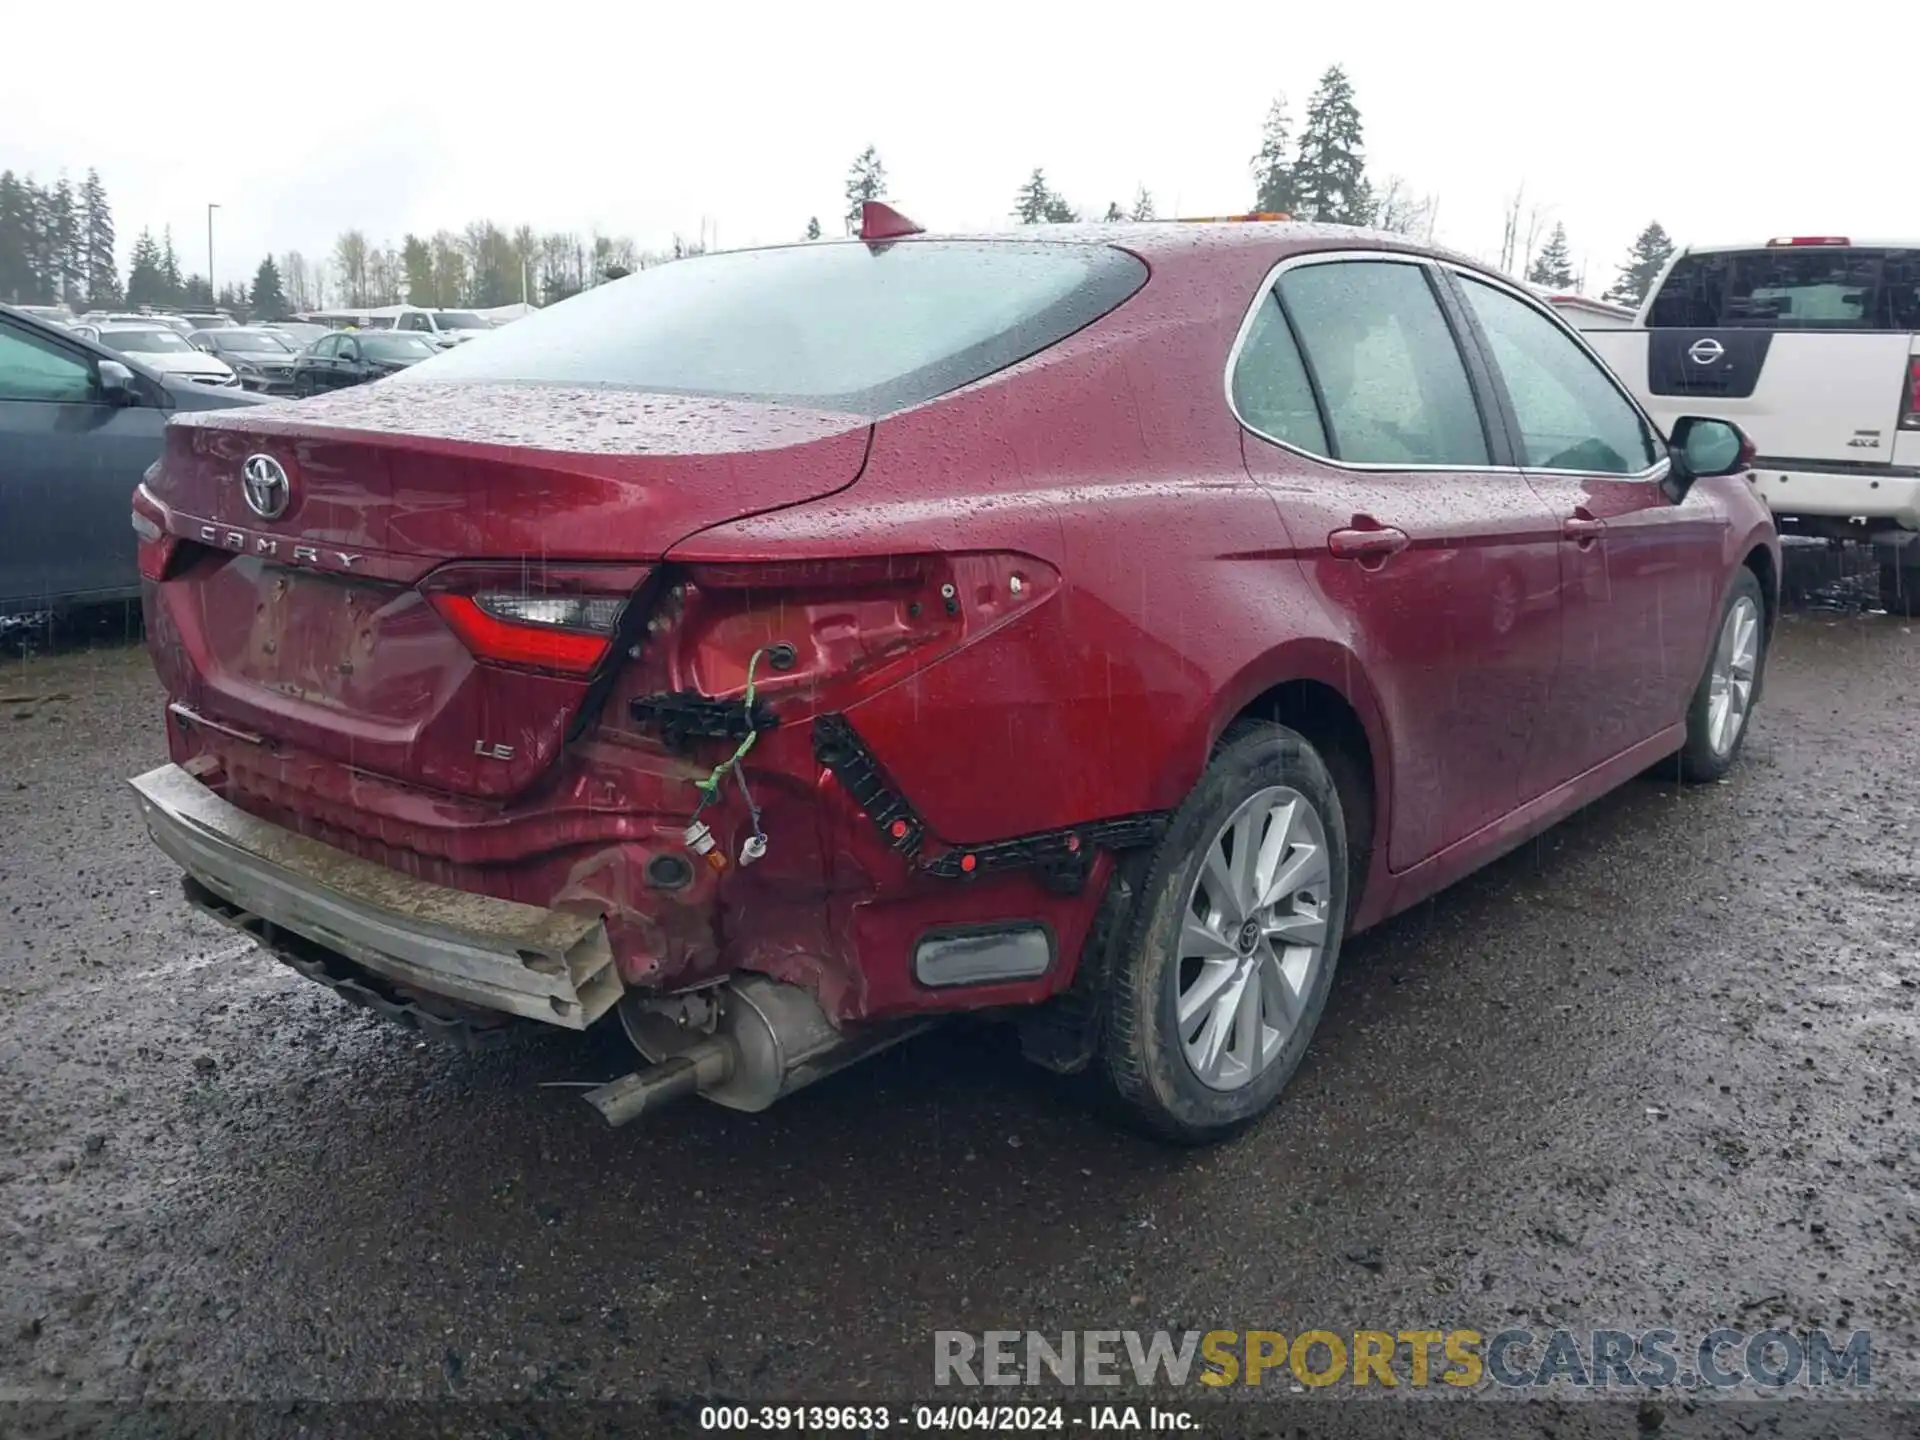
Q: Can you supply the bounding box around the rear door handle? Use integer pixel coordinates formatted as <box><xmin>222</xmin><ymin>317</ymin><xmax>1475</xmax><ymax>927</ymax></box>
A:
<box><xmin>1328</xmin><ymin>525</ymin><xmax>1411</xmax><ymax>560</ymax></box>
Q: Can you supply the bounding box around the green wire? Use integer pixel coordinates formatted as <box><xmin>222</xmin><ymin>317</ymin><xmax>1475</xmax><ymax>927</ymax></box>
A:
<box><xmin>693</xmin><ymin>647</ymin><xmax>767</xmax><ymax>807</ymax></box>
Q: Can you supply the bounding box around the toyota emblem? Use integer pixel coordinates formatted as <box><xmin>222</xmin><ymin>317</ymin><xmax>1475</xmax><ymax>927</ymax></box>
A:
<box><xmin>1687</xmin><ymin>337</ymin><xmax>1726</xmax><ymax>366</ymax></box>
<box><xmin>241</xmin><ymin>454</ymin><xmax>291</xmax><ymax>520</ymax></box>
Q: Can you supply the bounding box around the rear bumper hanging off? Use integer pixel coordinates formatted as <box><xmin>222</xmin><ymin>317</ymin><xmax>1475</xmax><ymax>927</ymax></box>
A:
<box><xmin>127</xmin><ymin>763</ymin><xmax>623</xmax><ymax>1028</ymax></box>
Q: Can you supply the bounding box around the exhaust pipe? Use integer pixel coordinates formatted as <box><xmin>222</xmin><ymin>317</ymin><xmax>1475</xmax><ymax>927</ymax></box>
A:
<box><xmin>583</xmin><ymin>974</ymin><xmax>927</xmax><ymax>1127</ymax></box>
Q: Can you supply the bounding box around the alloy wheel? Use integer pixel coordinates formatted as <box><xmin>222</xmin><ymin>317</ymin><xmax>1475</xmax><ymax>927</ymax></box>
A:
<box><xmin>1175</xmin><ymin>785</ymin><xmax>1332</xmax><ymax>1091</ymax></box>
<box><xmin>1707</xmin><ymin>595</ymin><xmax>1760</xmax><ymax>757</ymax></box>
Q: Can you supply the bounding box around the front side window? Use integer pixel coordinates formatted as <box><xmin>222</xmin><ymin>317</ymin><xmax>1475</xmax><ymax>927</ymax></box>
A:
<box><xmin>0</xmin><ymin>322</ymin><xmax>95</xmax><ymax>403</ymax></box>
<box><xmin>1276</xmin><ymin>260</ymin><xmax>1489</xmax><ymax>466</ymax></box>
<box><xmin>394</xmin><ymin>239</ymin><xmax>1149</xmax><ymax>417</ymax></box>
<box><xmin>1459</xmin><ymin>277</ymin><xmax>1658</xmax><ymax>474</ymax></box>
<box><xmin>1230</xmin><ymin>292</ymin><xmax>1328</xmax><ymax>455</ymax></box>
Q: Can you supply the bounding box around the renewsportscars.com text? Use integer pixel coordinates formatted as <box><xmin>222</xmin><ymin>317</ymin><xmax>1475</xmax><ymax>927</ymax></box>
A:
<box><xmin>934</xmin><ymin>1328</ymin><xmax>1872</xmax><ymax>1391</ymax></box>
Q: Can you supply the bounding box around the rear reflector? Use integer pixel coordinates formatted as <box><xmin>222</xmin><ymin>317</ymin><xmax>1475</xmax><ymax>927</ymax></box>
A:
<box><xmin>914</xmin><ymin>925</ymin><xmax>1054</xmax><ymax>987</ymax></box>
<box><xmin>1766</xmin><ymin>236</ymin><xmax>1851</xmax><ymax>247</ymax></box>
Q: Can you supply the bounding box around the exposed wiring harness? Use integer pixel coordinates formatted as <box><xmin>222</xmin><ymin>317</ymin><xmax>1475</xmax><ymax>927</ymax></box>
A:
<box><xmin>685</xmin><ymin>647</ymin><xmax>771</xmax><ymax>867</ymax></box>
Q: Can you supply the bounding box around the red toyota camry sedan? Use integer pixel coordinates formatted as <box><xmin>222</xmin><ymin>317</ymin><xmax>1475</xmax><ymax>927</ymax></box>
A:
<box><xmin>128</xmin><ymin>212</ymin><xmax>1777</xmax><ymax>1143</ymax></box>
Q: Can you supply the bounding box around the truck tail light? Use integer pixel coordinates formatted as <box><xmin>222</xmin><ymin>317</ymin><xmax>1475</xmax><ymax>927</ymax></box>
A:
<box><xmin>1902</xmin><ymin>357</ymin><xmax>1920</xmax><ymax>432</ymax></box>
<box><xmin>423</xmin><ymin>563</ymin><xmax>649</xmax><ymax>677</ymax></box>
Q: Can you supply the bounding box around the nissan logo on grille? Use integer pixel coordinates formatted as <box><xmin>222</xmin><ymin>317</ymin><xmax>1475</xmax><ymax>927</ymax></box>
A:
<box><xmin>241</xmin><ymin>454</ymin><xmax>291</xmax><ymax>520</ymax></box>
<box><xmin>1688</xmin><ymin>337</ymin><xmax>1726</xmax><ymax>366</ymax></box>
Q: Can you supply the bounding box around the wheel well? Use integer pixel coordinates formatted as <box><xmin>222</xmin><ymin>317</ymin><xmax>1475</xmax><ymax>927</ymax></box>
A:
<box><xmin>1234</xmin><ymin>680</ymin><xmax>1376</xmax><ymax>921</ymax></box>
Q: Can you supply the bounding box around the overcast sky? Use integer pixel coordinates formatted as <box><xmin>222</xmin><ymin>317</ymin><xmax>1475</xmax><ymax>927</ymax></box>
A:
<box><xmin>5</xmin><ymin>2</ymin><xmax>1907</xmax><ymax>296</ymax></box>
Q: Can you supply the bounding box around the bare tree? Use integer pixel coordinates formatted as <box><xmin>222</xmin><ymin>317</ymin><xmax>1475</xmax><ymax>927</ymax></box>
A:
<box><xmin>330</xmin><ymin>230</ymin><xmax>371</xmax><ymax>307</ymax></box>
<box><xmin>1498</xmin><ymin>185</ymin><xmax>1551</xmax><ymax>277</ymax></box>
<box><xmin>1370</xmin><ymin>176</ymin><xmax>1436</xmax><ymax>237</ymax></box>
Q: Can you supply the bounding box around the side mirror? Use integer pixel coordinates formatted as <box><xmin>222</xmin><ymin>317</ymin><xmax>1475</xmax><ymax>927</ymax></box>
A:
<box><xmin>1663</xmin><ymin>415</ymin><xmax>1754</xmax><ymax>502</ymax></box>
<box><xmin>97</xmin><ymin>358</ymin><xmax>140</xmax><ymax>406</ymax></box>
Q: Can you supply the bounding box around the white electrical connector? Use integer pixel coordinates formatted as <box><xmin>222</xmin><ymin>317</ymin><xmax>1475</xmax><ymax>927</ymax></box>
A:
<box><xmin>740</xmin><ymin>834</ymin><xmax>768</xmax><ymax>866</ymax></box>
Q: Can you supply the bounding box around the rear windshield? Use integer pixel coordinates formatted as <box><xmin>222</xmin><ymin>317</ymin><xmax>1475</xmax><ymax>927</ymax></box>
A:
<box><xmin>1648</xmin><ymin>248</ymin><xmax>1920</xmax><ymax>330</ymax></box>
<box><xmin>392</xmin><ymin>239</ymin><xmax>1148</xmax><ymax>415</ymax></box>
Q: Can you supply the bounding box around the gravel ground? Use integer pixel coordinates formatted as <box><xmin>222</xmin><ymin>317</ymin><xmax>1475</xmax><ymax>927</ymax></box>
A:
<box><xmin>0</xmin><ymin>553</ymin><xmax>1915</xmax><ymax>1434</ymax></box>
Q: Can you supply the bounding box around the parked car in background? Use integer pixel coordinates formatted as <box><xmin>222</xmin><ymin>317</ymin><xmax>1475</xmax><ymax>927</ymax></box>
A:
<box><xmin>126</xmin><ymin>219</ymin><xmax>1776</xmax><ymax>1144</ymax></box>
<box><xmin>1584</xmin><ymin>237</ymin><xmax>1920</xmax><ymax>613</ymax></box>
<box><xmin>180</xmin><ymin>311</ymin><xmax>236</xmax><ymax>331</ymax></box>
<box><xmin>264</xmin><ymin>321</ymin><xmax>327</xmax><ymax>347</ymax></box>
<box><xmin>74</xmin><ymin>323</ymin><xmax>240</xmax><ymax>389</ymax></box>
<box><xmin>392</xmin><ymin>307</ymin><xmax>493</xmax><ymax>347</ymax></box>
<box><xmin>189</xmin><ymin>327</ymin><xmax>301</xmax><ymax>394</ymax></box>
<box><xmin>289</xmin><ymin>331</ymin><xmax>437</xmax><ymax>394</ymax></box>
<box><xmin>14</xmin><ymin>304</ymin><xmax>74</xmax><ymax>329</ymax></box>
<box><xmin>0</xmin><ymin>303</ymin><xmax>265</xmax><ymax>616</ymax></box>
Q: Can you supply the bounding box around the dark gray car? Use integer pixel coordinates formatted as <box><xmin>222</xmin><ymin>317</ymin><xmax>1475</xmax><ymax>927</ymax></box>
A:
<box><xmin>190</xmin><ymin>326</ymin><xmax>303</xmax><ymax>394</ymax></box>
<box><xmin>0</xmin><ymin>303</ymin><xmax>268</xmax><ymax>617</ymax></box>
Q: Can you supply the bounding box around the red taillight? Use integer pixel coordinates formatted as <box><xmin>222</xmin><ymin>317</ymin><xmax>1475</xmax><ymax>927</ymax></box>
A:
<box><xmin>1765</xmin><ymin>236</ymin><xmax>1852</xmax><ymax>247</ymax></box>
<box><xmin>421</xmin><ymin>563</ymin><xmax>647</xmax><ymax>677</ymax></box>
<box><xmin>429</xmin><ymin>594</ymin><xmax>615</xmax><ymax>675</ymax></box>
<box><xmin>131</xmin><ymin>484</ymin><xmax>181</xmax><ymax>581</ymax></box>
<box><xmin>1902</xmin><ymin>357</ymin><xmax>1920</xmax><ymax>431</ymax></box>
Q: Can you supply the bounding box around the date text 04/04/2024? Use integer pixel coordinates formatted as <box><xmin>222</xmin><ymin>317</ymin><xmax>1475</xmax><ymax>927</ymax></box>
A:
<box><xmin>697</xmin><ymin>1404</ymin><xmax>1198</xmax><ymax>1431</ymax></box>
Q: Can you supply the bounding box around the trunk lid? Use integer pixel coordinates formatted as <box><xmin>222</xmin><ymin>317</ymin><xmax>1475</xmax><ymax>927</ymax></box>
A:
<box><xmin>146</xmin><ymin>383</ymin><xmax>869</xmax><ymax>799</ymax></box>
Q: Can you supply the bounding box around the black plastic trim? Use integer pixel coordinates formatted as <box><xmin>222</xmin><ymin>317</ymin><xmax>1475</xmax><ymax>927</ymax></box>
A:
<box><xmin>630</xmin><ymin>691</ymin><xmax>780</xmax><ymax>752</ymax></box>
<box><xmin>811</xmin><ymin>712</ymin><xmax>1169</xmax><ymax>893</ymax></box>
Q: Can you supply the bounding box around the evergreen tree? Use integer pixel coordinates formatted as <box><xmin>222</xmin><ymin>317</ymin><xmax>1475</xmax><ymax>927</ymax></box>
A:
<box><xmin>49</xmin><ymin>176</ymin><xmax>80</xmax><ymax>304</ymax></box>
<box><xmin>250</xmin><ymin>256</ymin><xmax>288</xmax><ymax>318</ymax></box>
<box><xmin>805</xmin><ymin>216</ymin><xmax>822</xmax><ymax>240</ymax></box>
<box><xmin>1250</xmin><ymin>94</ymin><xmax>1297</xmax><ymax>215</ymax></box>
<box><xmin>159</xmin><ymin>227</ymin><xmax>184</xmax><ymax>303</ymax></box>
<box><xmin>1528</xmin><ymin>222</ymin><xmax>1575</xmax><ymax>289</ymax></box>
<box><xmin>126</xmin><ymin>229</ymin><xmax>166</xmax><ymax>305</ymax></box>
<box><xmin>843</xmin><ymin>146</ymin><xmax>887</xmax><ymax>233</ymax></box>
<box><xmin>80</xmin><ymin>169</ymin><xmax>119</xmax><ymax>305</ymax></box>
<box><xmin>400</xmin><ymin>234</ymin><xmax>434</xmax><ymax>305</ymax></box>
<box><xmin>1605</xmin><ymin>221</ymin><xmax>1674</xmax><ymax>307</ymax></box>
<box><xmin>1293</xmin><ymin>65</ymin><xmax>1369</xmax><ymax>224</ymax></box>
<box><xmin>181</xmin><ymin>274</ymin><xmax>213</xmax><ymax>307</ymax></box>
<box><xmin>1102</xmin><ymin>201</ymin><xmax>1124</xmax><ymax>222</ymax></box>
<box><xmin>1130</xmin><ymin>186</ymin><xmax>1156</xmax><ymax>222</ymax></box>
<box><xmin>1015</xmin><ymin>169</ymin><xmax>1075</xmax><ymax>224</ymax></box>
<box><xmin>24</xmin><ymin>178</ymin><xmax>57</xmax><ymax>300</ymax></box>
<box><xmin>0</xmin><ymin>171</ymin><xmax>31</xmax><ymax>301</ymax></box>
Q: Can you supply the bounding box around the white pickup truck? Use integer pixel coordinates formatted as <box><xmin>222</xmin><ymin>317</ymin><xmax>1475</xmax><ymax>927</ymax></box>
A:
<box><xmin>1584</xmin><ymin>238</ymin><xmax>1920</xmax><ymax>614</ymax></box>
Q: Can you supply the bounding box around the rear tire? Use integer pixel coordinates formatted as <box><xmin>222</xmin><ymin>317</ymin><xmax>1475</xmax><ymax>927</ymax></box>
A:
<box><xmin>1677</xmin><ymin>568</ymin><xmax>1767</xmax><ymax>783</ymax></box>
<box><xmin>1098</xmin><ymin>721</ymin><xmax>1348</xmax><ymax>1145</ymax></box>
<box><xmin>1878</xmin><ymin>562</ymin><xmax>1920</xmax><ymax>618</ymax></box>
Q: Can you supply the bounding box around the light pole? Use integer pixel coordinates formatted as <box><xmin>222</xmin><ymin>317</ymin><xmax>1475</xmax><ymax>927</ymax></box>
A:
<box><xmin>206</xmin><ymin>202</ymin><xmax>220</xmax><ymax>307</ymax></box>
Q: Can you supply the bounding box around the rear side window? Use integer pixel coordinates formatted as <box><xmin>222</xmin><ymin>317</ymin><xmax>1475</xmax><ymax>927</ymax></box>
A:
<box><xmin>1648</xmin><ymin>248</ymin><xmax>1920</xmax><ymax>330</ymax></box>
<box><xmin>395</xmin><ymin>240</ymin><xmax>1148</xmax><ymax>417</ymax></box>
<box><xmin>1275</xmin><ymin>260</ymin><xmax>1489</xmax><ymax>466</ymax></box>
<box><xmin>1459</xmin><ymin>278</ymin><xmax>1658</xmax><ymax>475</ymax></box>
<box><xmin>1230</xmin><ymin>294</ymin><xmax>1328</xmax><ymax>454</ymax></box>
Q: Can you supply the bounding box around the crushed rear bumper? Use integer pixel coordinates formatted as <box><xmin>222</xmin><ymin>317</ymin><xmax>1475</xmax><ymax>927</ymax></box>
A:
<box><xmin>128</xmin><ymin>763</ymin><xmax>623</xmax><ymax>1029</ymax></box>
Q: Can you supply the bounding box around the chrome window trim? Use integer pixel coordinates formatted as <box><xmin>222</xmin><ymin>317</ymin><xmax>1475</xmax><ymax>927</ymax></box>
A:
<box><xmin>1223</xmin><ymin>246</ymin><xmax>1671</xmax><ymax>484</ymax></box>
